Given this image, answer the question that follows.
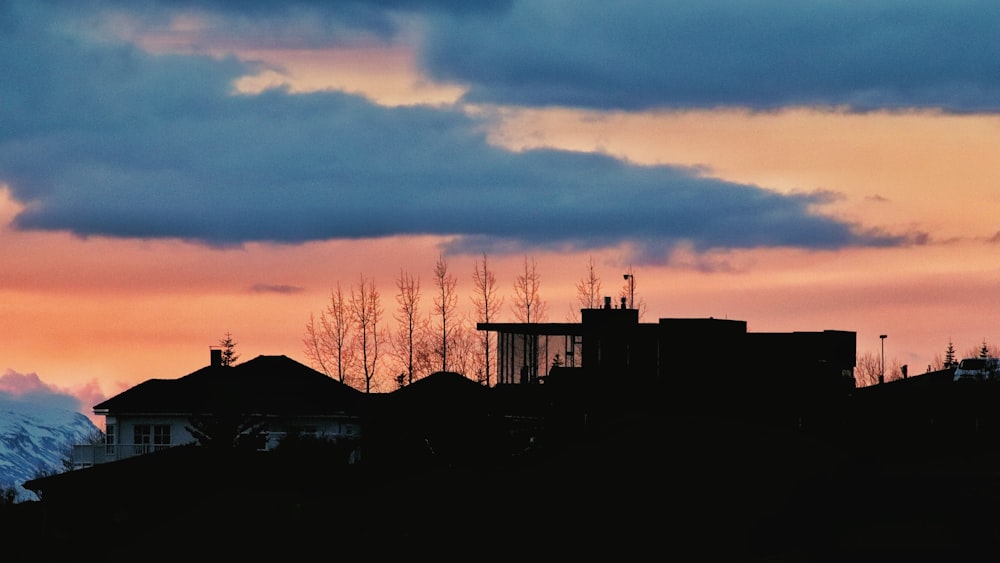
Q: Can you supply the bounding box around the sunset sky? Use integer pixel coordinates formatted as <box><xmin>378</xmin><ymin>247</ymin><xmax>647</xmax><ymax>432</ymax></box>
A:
<box><xmin>2</xmin><ymin>1</ymin><xmax>999</xmax><ymax>424</ymax></box>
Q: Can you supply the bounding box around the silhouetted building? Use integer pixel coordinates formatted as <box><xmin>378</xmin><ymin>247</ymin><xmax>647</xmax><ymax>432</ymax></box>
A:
<box><xmin>477</xmin><ymin>297</ymin><xmax>857</xmax><ymax>413</ymax></box>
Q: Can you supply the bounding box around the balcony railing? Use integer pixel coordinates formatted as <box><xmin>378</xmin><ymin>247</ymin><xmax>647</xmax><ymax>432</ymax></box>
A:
<box><xmin>71</xmin><ymin>443</ymin><xmax>174</xmax><ymax>468</ymax></box>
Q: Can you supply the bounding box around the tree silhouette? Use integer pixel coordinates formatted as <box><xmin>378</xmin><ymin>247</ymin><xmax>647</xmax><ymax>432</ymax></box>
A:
<box><xmin>570</xmin><ymin>254</ymin><xmax>602</xmax><ymax>321</ymax></box>
<box><xmin>855</xmin><ymin>351</ymin><xmax>882</xmax><ymax>387</ymax></box>
<box><xmin>472</xmin><ymin>252</ymin><xmax>502</xmax><ymax>386</ymax></box>
<box><xmin>393</xmin><ymin>269</ymin><xmax>422</xmax><ymax>385</ymax></box>
<box><xmin>303</xmin><ymin>312</ymin><xmax>331</xmax><ymax>376</ymax></box>
<box><xmin>443</xmin><ymin>314</ymin><xmax>478</xmax><ymax>379</ymax></box>
<box><xmin>944</xmin><ymin>339</ymin><xmax>957</xmax><ymax>368</ymax></box>
<box><xmin>433</xmin><ymin>253</ymin><xmax>458</xmax><ymax>373</ymax></box>
<box><xmin>303</xmin><ymin>283</ymin><xmax>354</xmax><ymax>383</ymax></box>
<box><xmin>511</xmin><ymin>256</ymin><xmax>546</xmax><ymax>384</ymax></box>
<box><xmin>512</xmin><ymin>255</ymin><xmax>546</xmax><ymax>323</ymax></box>
<box><xmin>350</xmin><ymin>274</ymin><xmax>383</xmax><ymax>393</ymax></box>
<box><xmin>219</xmin><ymin>331</ymin><xmax>240</xmax><ymax>367</ymax></box>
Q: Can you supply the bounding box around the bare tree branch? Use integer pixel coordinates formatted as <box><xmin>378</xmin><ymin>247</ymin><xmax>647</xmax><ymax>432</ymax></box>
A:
<box><xmin>350</xmin><ymin>275</ymin><xmax>383</xmax><ymax>393</ymax></box>
<box><xmin>512</xmin><ymin>255</ymin><xmax>546</xmax><ymax>323</ymax></box>
<box><xmin>433</xmin><ymin>253</ymin><xmax>458</xmax><ymax>373</ymax></box>
<box><xmin>472</xmin><ymin>252</ymin><xmax>502</xmax><ymax>386</ymax></box>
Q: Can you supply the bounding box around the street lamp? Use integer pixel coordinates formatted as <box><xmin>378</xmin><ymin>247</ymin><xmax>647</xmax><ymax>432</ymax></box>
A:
<box><xmin>880</xmin><ymin>334</ymin><xmax>887</xmax><ymax>384</ymax></box>
<box><xmin>623</xmin><ymin>273</ymin><xmax>635</xmax><ymax>309</ymax></box>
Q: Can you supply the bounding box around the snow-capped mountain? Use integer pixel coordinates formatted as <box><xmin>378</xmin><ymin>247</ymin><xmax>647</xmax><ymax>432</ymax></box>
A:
<box><xmin>0</xmin><ymin>399</ymin><xmax>99</xmax><ymax>501</ymax></box>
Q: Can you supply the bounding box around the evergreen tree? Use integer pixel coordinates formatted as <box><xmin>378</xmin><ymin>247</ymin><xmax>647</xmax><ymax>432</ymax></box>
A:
<box><xmin>219</xmin><ymin>331</ymin><xmax>240</xmax><ymax>366</ymax></box>
<box><xmin>944</xmin><ymin>339</ymin><xmax>956</xmax><ymax>368</ymax></box>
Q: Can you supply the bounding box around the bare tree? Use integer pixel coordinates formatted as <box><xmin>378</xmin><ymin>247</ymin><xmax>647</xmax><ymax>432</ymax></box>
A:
<box><xmin>303</xmin><ymin>283</ymin><xmax>354</xmax><ymax>383</ymax></box>
<box><xmin>855</xmin><ymin>351</ymin><xmax>882</xmax><ymax>387</ymax></box>
<box><xmin>578</xmin><ymin>255</ymin><xmax>603</xmax><ymax>310</ymax></box>
<box><xmin>511</xmin><ymin>255</ymin><xmax>547</xmax><ymax>323</ymax></box>
<box><xmin>886</xmin><ymin>357</ymin><xmax>905</xmax><ymax>382</ymax></box>
<box><xmin>218</xmin><ymin>331</ymin><xmax>240</xmax><ymax>366</ymax></box>
<box><xmin>569</xmin><ymin>254</ymin><xmax>602</xmax><ymax>321</ymax></box>
<box><xmin>962</xmin><ymin>341</ymin><xmax>1000</xmax><ymax>361</ymax></box>
<box><xmin>511</xmin><ymin>256</ymin><xmax>547</xmax><ymax>384</ymax></box>
<box><xmin>304</xmin><ymin>312</ymin><xmax>332</xmax><ymax>376</ymax></box>
<box><xmin>854</xmin><ymin>351</ymin><xmax>906</xmax><ymax>385</ymax></box>
<box><xmin>350</xmin><ymin>275</ymin><xmax>383</xmax><ymax>393</ymax></box>
<box><xmin>929</xmin><ymin>352</ymin><xmax>944</xmax><ymax>372</ymax></box>
<box><xmin>445</xmin><ymin>313</ymin><xmax>477</xmax><ymax>379</ymax></box>
<box><xmin>433</xmin><ymin>253</ymin><xmax>458</xmax><ymax>372</ymax></box>
<box><xmin>393</xmin><ymin>269</ymin><xmax>422</xmax><ymax>385</ymax></box>
<box><xmin>411</xmin><ymin>321</ymin><xmax>438</xmax><ymax>380</ymax></box>
<box><xmin>472</xmin><ymin>252</ymin><xmax>503</xmax><ymax>386</ymax></box>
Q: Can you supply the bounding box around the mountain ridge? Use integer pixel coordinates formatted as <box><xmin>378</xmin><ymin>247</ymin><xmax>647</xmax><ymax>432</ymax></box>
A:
<box><xmin>0</xmin><ymin>399</ymin><xmax>99</xmax><ymax>501</ymax></box>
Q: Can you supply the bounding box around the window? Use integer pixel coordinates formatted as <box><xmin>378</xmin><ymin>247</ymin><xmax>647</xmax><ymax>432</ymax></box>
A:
<box><xmin>105</xmin><ymin>423</ymin><xmax>116</xmax><ymax>456</ymax></box>
<box><xmin>959</xmin><ymin>359</ymin><xmax>987</xmax><ymax>370</ymax></box>
<box><xmin>134</xmin><ymin>425</ymin><xmax>151</xmax><ymax>453</ymax></box>
<box><xmin>132</xmin><ymin>424</ymin><xmax>170</xmax><ymax>454</ymax></box>
<box><xmin>153</xmin><ymin>425</ymin><xmax>171</xmax><ymax>446</ymax></box>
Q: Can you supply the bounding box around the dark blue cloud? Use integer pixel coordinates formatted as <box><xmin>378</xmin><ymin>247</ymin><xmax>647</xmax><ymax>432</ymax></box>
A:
<box><xmin>62</xmin><ymin>0</ymin><xmax>1000</xmax><ymax>112</ymax></box>
<box><xmin>65</xmin><ymin>0</ymin><xmax>513</xmax><ymax>43</ymax></box>
<box><xmin>419</xmin><ymin>0</ymin><xmax>1000</xmax><ymax>113</ymax></box>
<box><xmin>0</xmin><ymin>1</ymin><xmax>912</xmax><ymax>264</ymax></box>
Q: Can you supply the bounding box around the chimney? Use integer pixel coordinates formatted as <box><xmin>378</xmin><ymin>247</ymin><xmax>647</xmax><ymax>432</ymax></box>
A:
<box><xmin>620</xmin><ymin>297</ymin><xmax>627</xmax><ymax>309</ymax></box>
<box><xmin>210</xmin><ymin>348</ymin><xmax>223</xmax><ymax>367</ymax></box>
<box><xmin>604</xmin><ymin>296</ymin><xmax>612</xmax><ymax>310</ymax></box>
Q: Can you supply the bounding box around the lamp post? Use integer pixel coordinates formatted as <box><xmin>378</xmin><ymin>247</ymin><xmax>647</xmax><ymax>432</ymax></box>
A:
<box><xmin>880</xmin><ymin>334</ymin><xmax>887</xmax><ymax>384</ymax></box>
<box><xmin>623</xmin><ymin>273</ymin><xmax>635</xmax><ymax>309</ymax></box>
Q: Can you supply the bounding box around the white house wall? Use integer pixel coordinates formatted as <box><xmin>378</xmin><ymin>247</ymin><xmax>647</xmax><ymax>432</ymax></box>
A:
<box><xmin>111</xmin><ymin>415</ymin><xmax>197</xmax><ymax>447</ymax></box>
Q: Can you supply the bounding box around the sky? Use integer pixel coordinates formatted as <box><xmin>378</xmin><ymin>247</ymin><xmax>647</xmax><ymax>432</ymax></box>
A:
<box><xmin>2</xmin><ymin>0</ymin><xmax>999</xmax><ymax>424</ymax></box>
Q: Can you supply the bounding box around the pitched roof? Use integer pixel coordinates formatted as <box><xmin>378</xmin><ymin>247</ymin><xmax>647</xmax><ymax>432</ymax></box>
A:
<box><xmin>385</xmin><ymin>371</ymin><xmax>489</xmax><ymax>411</ymax></box>
<box><xmin>93</xmin><ymin>355</ymin><xmax>363</xmax><ymax>416</ymax></box>
<box><xmin>392</xmin><ymin>371</ymin><xmax>485</xmax><ymax>399</ymax></box>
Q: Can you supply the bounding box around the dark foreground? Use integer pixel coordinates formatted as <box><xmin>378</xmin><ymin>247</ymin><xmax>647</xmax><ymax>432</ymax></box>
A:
<box><xmin>3</xmin><ymin>418</ymin><xmax>1000</xmax><ymax>561</ymax></box>
<box><xmin>8</xmin><ymin>406</ymin><xmax>1000</xmax><ymax>562</ymax></box>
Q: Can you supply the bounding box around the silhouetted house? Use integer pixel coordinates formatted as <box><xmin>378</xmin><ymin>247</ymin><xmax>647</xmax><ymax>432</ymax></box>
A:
<box><xmin>72</xmin><ymin>353</ymin><xmax>363</xmax><ymax>468</ymax></box>
<box><xmin>362</xmin><ymin>371</ymin><xmax>504</xmax><ymax>468</ymax></box>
